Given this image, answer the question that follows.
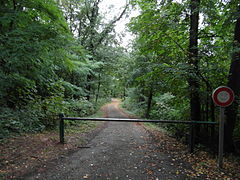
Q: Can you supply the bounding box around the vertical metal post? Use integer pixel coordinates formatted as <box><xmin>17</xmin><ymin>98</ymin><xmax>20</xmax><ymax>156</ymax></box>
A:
<box><xmin>59</xmin><ymin>113</ymin><xmax>65</xmax><ymax>144</ymax></box>
<box><xmin>189</xmin><ymin>123</ymin><xmax>195</xmax><ymax>153</ymax></box>
<box><xmin>218</xmin><ymin>107</ymin><xmax>224</xmax><ymax>168</ymax></box>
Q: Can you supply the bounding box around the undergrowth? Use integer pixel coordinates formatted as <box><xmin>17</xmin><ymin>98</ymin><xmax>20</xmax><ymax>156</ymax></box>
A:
<box><xmin>0</xmin><ymin>97</ymin><xmax>110</xmax><ymax>140</ymax></box>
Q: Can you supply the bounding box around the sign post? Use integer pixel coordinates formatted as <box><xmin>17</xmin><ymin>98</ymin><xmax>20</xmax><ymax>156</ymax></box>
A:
<box><xmin>212</xmin><ymin>86</ymin><xmax>234</xmax><ymax>168</ymax></box>
<box><xmin>218</xmin><ymin>107</ymin><xmax>224</xmax><ymax>168</ymax></box>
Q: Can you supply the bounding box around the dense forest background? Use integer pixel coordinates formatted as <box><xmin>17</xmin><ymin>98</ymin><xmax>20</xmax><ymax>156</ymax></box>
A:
<box><xmin>0</xmin><ymin>0</ymin><xmax>240</xmax><ymax>153</ymax></box>
<box><xmin>0</xmin><ymin>0</ymin><xmax>127</xmax><ymax>136</ymax></box>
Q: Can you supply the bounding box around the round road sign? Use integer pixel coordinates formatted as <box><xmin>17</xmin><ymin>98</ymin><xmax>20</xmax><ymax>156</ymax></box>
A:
<box><xmin>212</xmin><ymin>86</ymin><xmax>234</xmax><ymax>107</ymax></box>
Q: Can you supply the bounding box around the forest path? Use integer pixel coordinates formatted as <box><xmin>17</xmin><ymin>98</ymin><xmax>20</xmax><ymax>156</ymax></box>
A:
<box><xmin>24</xmin><ymin>99</ymin><xmax>192</xmax><ymax>180</ymax></box>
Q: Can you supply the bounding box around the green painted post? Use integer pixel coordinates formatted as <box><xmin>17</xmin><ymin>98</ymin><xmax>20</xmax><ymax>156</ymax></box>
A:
<box><xmin>218</xmin><ymin>107</ymin><xmax>225</xmax><ymax>168</ymax></box>
<box><xmin>189</xmin><ymin>123</ymin><xmax>195</xmax><ymax>153</ymax></box>
<box><xmin>59</xmin><ymin>113</ymin><xmax>64</xmax><ymax>144</ymax></box>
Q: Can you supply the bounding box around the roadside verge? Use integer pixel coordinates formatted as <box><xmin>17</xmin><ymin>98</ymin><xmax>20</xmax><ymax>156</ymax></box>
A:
<box><xmin>0</xmin><ymin>107</ymin><xmax>107</xmax><ymax>179</ymax></box>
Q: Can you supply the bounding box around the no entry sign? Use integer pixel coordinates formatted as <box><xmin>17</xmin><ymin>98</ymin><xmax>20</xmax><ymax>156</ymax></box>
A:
<box><xmin>212</xmin><ymin>86</ymin><xmax>234</xmax><ymax>107</ymax></box>
<box><xmin>212</xmin><ymin>86</ymin><xmax>234</xmax><ymax>168</ymax></box>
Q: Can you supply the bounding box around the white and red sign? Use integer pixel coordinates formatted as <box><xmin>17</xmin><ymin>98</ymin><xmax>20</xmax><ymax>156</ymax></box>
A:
<box><xmin>212</xmin><ymin>86</ymin><xmax>234</xmax><ymax>107</ymax></box>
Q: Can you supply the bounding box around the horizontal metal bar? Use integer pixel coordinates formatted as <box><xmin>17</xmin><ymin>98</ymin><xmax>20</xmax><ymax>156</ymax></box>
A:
<box><xmin>62</xmin><ymin>117</ymin><xmax>218</xmax><ymax>125</ymax></box>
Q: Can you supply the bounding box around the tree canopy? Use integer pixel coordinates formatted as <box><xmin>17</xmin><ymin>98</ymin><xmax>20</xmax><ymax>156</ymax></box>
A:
<box><xmin>0</xmin><ymin>0</ymin><xmax>240</xmax><ymax>153</ymax></box>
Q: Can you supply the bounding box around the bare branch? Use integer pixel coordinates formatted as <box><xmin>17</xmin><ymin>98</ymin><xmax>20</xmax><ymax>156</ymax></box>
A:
<box><xmin>96</xmin><ymin>5</ymin><xmax>128</xmax><ymax>46</ymax></box>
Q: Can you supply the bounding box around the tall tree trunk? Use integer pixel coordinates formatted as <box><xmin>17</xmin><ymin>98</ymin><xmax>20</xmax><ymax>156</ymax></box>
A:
<box><xmin>9</xmin><ymin>0</ymin><xmax>17</xmax><ymax>31</ymax></box>
<box><xmin>210</xmin><ymin>97</ymin><xmax>216</xmax><ymax>144</ymax></box>
<box><xmin>0</xmin><ymin>0</ymin><xmax>5</xmax><ymax>33</ymax></box>
<box><xmin>145</xmin><ymin>86</ymin><xmax>153</xmax><ymax>118</ymax></box>
<box><xmin>95</xmin><ymin>73</ymin><xmax>101</xmax><ymax>103</ymax></box>
<box><xmin>188</xmin><ymin>0</ymin><xmax>201</xmax><ymax>122</ymax></box>
<box><xmin>86</xmin><ymin>74</ymin><xmax>93</xmax><ymax>101</ymax></box>
<box><xmin>188</xmin><ymin>0</ymin><xmax>201</xmax><ymax>144</ymax></box>
<box><xmin>225</xmin><ymin>17</ymin><xmax>240</xmax><ymax>153</ymax></box>
<box><xmin>123</xmin><ymin>87</ymin><xmax>126</xmax><ymax>100</ymax></box>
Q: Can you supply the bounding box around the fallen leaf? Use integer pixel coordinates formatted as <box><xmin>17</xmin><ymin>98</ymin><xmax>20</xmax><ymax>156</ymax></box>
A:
<box><xmin>83</xmin><ymin>174</ymin><xmax>89</xmax><ymax>179</ymax></box>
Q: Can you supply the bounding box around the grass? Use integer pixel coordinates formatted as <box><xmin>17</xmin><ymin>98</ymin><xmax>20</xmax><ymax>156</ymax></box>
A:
<box><xmin>143</xmin><ymin>122</ymin><xmax>171</xmax><ymax>135</ymax></box>
<box><xmin>65</xmin><ymin>103</ymin><xmax>106</xmax><ymax>134</ymax></box>
<box><xmin>65</xmin><ymin>121</ymin><xmax>102</xmax><ymax>134</ymax></box>
<box><xmin>120</xmin><ymin>101</ymin><xmax>171</xmax><ymax>136</ymax></box>
<box><xmin>119</xmin><ymin>101</ymin><xmax>138</xmax><ymax>116</ymax></box>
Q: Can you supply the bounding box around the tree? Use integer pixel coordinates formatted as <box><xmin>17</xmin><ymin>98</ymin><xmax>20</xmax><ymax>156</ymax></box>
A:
<box><xmin>127</xmin><ymin>0</ymin><xmax>240</xmax><ymax>150</ymax></box>
<box><xmin>225</xmin><ymin>6</ymin><xmax>240</xmax><ymax>152</ymax></box>
<box><xmin>188</xmin><ymin>0</ymin><xmax>201</xmax><ymax>144</ymax></box>
<box><xmin>60</xmin><ymin>0</ymin><xmax>128</xmax><ymax>100</ymax></box>
<box><xmin>0</xmin><ymin>0</ymin><xmax>69</xmax><ymax>107</ymax></box>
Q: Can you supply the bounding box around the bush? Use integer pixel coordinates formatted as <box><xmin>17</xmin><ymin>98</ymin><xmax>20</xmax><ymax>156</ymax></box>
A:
<box><xmin>123</xmin><ymin>91</ymin><xmax>190</xmax><ymax>140</ymax></box>
<box><xmin>150</xmin><ymin>93</ymin><xmax>177</xmax><ymax>120</ymax></box>
<box><xmin>122</xmin><ymin>88</ymin><xmax>147</xmax><ymax>117</ymax></box>
<box><xmin>0</xmin><ymin>107</ymin><xmax>45</xmax><ymax>139</ymax></box>
<box><xmin>64</xmin><ymin>98</ymin><xmax>95</xmax><ymax>117</ymax></box>
<box><xmin>0</xmin><ymin>95</ymin><xmax>110</xmax><ymax>139</ymax></box>
<box><xmin>148</xmin><ymin>93</ymin><xmax>189</xmax><ymax>139</ymax></box>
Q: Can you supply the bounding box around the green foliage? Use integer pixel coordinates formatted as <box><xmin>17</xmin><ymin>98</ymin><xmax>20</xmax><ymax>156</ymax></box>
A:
<box><xmin>0</xmin><ymin>0</ymin><xmax>114</xmax><ymax>139</ymax></box>
<box><xmin>150</xmin><ymin>93</ymin><xmax>189</xmax><ymax>138</ymax></box>
<box><xmin>150</xmin><ymin>93</ymin><xmax>179</xmax><ymax>120</ymax></box>
<box><xmin>0</xmin><ymin>96</ymin><xmax>108</xmax><ymax>139</ymax></box>
<box><xmin>64</xmin><ymin>98</ymin><xmax>95</xmax><ymax>117</ymax></box>
<box><xmin>0</xmin><ymin>0</ymin><xmax>70</xmax><ymax>107</ymax></box>
<box><xmin>234</xmin><ymin>118</ymin><xmax>240</xmax><ymax>138</ymax></box>
<box><xmin>123</xmin><ymin>0</ymin><xmax>240</xmax><ymax>146</ymax></box>
<box><xmin>0</xmin><ymin>106</ymin><xmax>45</xmax><ymax>139</ymax></box>
<box><xmin>123</xmin><ymin>88</ymin><xmax>147</xmax><ymax>116</ymax></box>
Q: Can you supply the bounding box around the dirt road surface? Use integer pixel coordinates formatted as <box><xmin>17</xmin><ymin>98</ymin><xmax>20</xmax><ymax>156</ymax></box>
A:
<box><xmin>22</xmin><ymin>99</ymin><xmax>193</xmax><ymax>180</ymax></box>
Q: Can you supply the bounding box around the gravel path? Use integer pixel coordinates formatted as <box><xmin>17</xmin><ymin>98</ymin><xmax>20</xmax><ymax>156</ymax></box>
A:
<box><xmin>23</xmin><ymin>99</ymin><xmax>190</xmax><ymax>180</ymax></box>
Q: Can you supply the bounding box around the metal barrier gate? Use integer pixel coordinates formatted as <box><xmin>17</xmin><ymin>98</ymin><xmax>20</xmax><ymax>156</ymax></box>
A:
<box><xmin>58</xmin><ymin>113</ymin><xmax>218</xmax><ymax>153</ymax></box>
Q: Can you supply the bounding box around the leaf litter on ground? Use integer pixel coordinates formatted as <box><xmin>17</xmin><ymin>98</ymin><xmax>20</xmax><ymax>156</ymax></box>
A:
<box><xmin>142</xmin><ymin>123</ymin><xmax>240</xmax><ymax>180</ymax></box>
<box><xmin>0</xmin><ymin>121</ymin><xmax>105</xmax><ymax>179</ymax></box>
